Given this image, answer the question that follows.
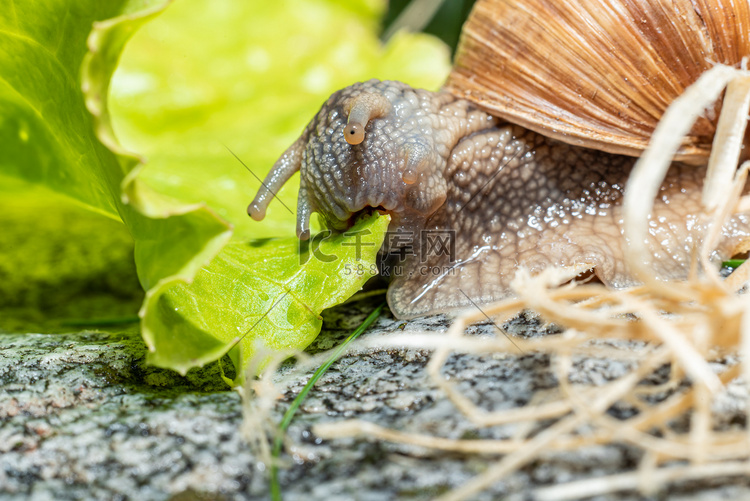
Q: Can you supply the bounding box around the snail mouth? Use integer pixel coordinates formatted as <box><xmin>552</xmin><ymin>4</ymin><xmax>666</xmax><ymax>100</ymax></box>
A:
<box><xmin>342</xmin><ymin>205</ymin><xmax>393</xmax><ymax>227</ymax></box>
<box><xmin>370</xmin><ymin>205</ymin><xmax>391</xmax><ymax>216</ymax></box>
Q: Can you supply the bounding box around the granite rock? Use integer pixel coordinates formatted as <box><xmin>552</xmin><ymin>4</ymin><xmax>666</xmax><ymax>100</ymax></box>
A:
<box><xmin>1</xmin><ymin>298</ymin><xmax>748</xmax><ymax>500</ymax></box>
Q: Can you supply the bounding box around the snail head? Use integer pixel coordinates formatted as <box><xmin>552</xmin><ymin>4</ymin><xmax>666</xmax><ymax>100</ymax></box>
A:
<box><xmin>248</xmin><ymin>79</ymin><xmax>450</xmax><ymax>239</ymax></box>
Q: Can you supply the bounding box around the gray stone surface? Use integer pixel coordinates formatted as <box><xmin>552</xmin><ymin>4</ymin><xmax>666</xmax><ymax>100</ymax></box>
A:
<box><xmin>1</xmin><ymin>298</ymin><xmax>749</xmax><ymax>500</ymax></box>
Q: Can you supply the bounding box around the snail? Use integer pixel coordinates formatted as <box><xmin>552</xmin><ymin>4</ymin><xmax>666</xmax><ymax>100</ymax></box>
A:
<box><xmin>249</xmin><ymin>0</ymin><xmax>750</xmax><ymax>319</ymax></box>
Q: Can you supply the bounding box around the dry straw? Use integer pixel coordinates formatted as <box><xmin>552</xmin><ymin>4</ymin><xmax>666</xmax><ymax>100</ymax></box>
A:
<box><xmin>244</xmin><ymin>63</ymin><xmax>750</xmax><ymax>500</ymax></box>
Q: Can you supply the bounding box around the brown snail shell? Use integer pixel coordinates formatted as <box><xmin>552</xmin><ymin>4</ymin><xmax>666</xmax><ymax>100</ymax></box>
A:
<box><xmin>446</xmin><ymin>0</ymin><xmax>750</xmax><ymax>161</ymax></box>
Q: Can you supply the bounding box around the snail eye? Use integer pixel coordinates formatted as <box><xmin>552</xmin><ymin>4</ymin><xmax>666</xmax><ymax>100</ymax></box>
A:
<box><xmin>345</xmin><ymin>122</ymin><xmax>365</xmax><ymax>145</ymax></box>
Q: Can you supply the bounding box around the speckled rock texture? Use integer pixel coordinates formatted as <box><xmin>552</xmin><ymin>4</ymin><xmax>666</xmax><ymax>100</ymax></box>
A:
<box><xmin>1</xmin><ymin>298</ymin><xmax>749</xmax><ymax>500</ymax></box>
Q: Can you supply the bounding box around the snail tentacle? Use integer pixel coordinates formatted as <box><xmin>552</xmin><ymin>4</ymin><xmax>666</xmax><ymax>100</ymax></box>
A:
<box><xmin>296</xmin><ymin>183</ymin><xmax>313</xmax><ymax>240</ymax></box>
<box><xmin>344</xmin><ymin>91</ymin><xmax>392</xmax><ymax>145</ymax></box>
<box><xmin>247</xmin><ymin>134</ymin><xmax>306</xmax><ymax>221</ymax></box>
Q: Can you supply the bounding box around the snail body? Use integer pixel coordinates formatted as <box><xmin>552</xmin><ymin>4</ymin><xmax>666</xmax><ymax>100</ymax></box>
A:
<box><xmin>250</xmin><ymin>0</ymin><xmax>750</xmax><ymax>318</ymax></box>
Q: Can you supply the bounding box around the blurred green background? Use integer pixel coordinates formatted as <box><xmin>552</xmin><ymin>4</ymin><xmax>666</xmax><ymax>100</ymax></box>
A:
<box><xmin>0</xmin><ymin>0</ymin><xmax>473</xmax><ymax>332</ymax></box>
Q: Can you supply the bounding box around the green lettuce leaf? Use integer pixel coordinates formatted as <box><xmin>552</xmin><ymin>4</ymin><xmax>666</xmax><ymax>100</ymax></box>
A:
<box><xmin>109</xmin><ymin>0</ymin><xmax>451</xmax><ymax>239</ymax></box>
<box><xmin>143</xmin><ymin>213</ymin><xmax>389</xmax><ymax>385</ymax></box>
<box><xmin>81</xmin><ymin>1</ymin><xmax>233</xmax><ymax>291</ymax></box>
<box><xmin>1</xmin><ymin>0</ymin><xmax>232</xmax><ymax>292</ymax></box>
<box><xmin>0</xmin><ymin>0</ymin><xmax>449</xmax><ymax>381</ymax></box>
<box><xmin>0</xmin><ymin>1</ymin><xmax>125</xmax><ymax>218</ymax></box>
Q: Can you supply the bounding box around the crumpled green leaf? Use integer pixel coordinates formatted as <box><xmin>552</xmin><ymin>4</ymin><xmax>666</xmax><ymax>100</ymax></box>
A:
<box><xmin>1</xmin><ymin>0</ymin><xmax>232</xmax><ymax>292</ymax></box>
<box><xmin>81</xmin><ymin>0</ymin><xmax>233</xmax><ymax>291</ymax></box>
<box><xmin>109</xmin><ymin>0</ymin><xmax>451</xmax><ymax>239</ymax></box>
<box><xmin>0</xmin><ymin>1</ymin><xmax>124</xmax><ymax>218</ymax></box>
<box><xmin>0</xmin><ymin>0</ymin><xmax>449</xmax><ymax>382</ymax></box>
<box><xmin>143</xmin><ymin>213</ymin><xmax>389</xmax><ymax>385</ymax></box>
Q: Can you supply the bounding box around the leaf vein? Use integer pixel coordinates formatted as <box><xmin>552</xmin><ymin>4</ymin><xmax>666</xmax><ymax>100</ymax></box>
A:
<box><xmin>53</xmin><ymin>3</ymin><xmax>73</xmax><ymax>56</ymax></box>
<box><xmin>0</xmin><ymin>28</ymin><xmax>78</xmax><ymax>89</ymax></box>
<box><xmin>8</xmin><ymin>0</ymin><xmax>19</xmax><ymax>28</ymax></box>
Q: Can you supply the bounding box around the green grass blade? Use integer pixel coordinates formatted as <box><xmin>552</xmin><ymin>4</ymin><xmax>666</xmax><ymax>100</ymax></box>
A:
<box><xmin>270</xmin><ymin>302</ymin><xmax>386</xmax><ymax>500</ymax></box>
<box><xmin>722</xmin><ymin>259</ymin><xmax>746</xmax><ymax>269</ymax></box>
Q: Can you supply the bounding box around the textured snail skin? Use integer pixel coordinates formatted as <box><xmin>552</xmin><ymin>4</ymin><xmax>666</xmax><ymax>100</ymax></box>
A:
<box><xmin>250</xmin><ymin>80</ymin><xmax>750</xmax><ymax>319</ymax></box>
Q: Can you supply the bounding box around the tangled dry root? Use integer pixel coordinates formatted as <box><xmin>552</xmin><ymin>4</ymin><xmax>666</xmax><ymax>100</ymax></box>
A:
<box><xmin>243</xmin><ymin>64</ymin><xmax>750</xmax><ymax>500</ymax></box>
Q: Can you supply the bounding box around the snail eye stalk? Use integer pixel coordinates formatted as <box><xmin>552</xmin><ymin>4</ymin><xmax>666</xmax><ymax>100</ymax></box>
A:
<box><xmin>345</xmin><ymin>122</ymin><xmax>365</xmax><ymax>145</ymax></box>
<box><xmin>344</xmin><ymin>91</ymin><xmax>391</xmax><ymax>146</ymax></box>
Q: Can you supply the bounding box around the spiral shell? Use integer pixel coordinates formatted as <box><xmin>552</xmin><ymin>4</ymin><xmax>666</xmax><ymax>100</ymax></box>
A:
<box><xmin>445</xmin><ymin>0</ymin><xmax>750</xmax><ymax>161</ymax></box>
